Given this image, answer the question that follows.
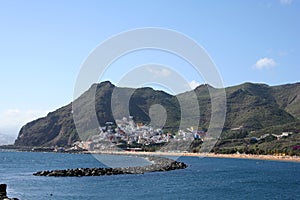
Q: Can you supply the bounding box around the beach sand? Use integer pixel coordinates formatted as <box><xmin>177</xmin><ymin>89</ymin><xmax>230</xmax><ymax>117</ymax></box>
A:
<box><xmin>89</xmin><ymin>151</ymin><xmax>300</xmax><ymax>163</ymax></box>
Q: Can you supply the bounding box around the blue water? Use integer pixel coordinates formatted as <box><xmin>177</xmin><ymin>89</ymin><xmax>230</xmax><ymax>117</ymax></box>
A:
<box><xmin>1</xmin><ymin>151</ymin><xmax>300</xmax><ymax>200</ymax></box>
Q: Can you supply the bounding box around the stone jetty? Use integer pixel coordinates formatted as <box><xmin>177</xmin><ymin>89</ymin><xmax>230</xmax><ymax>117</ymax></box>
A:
<box><xmin>33</xmin><ymin>156</ymin><xmax>187</xmax><ymax>177</ymax></box>
<box><xmin>0</xmin><ymin>184</ymin><xmax>19</xmax><ymax>200</ymax></box>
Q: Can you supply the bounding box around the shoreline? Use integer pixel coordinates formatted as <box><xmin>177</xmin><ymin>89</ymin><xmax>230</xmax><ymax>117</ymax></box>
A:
<box><xmin>88</xmin><ymin>150</ymin><xmax>300</xmax><ymax>163</ymax></box>
<box><xmin>2</xmin><ymin>147</ymin><xmax>300</xmax><ymax>163</ymax></box>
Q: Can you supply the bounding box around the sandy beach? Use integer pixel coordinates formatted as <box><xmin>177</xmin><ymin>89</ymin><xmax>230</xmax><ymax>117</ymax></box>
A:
<box><xmin>89</xmin><ymin>151</ymin><xmax>300</xmax><ymax>163</ymax></box>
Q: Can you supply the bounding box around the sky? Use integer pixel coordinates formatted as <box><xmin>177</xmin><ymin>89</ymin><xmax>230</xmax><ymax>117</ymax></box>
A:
<box><xmin>0</xmin><ymin>0</ymin><xmax>299</xmax><ymax>144</ymax></box>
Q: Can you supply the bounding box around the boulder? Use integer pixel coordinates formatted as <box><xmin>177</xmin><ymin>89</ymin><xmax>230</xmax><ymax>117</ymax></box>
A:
<box><xmin>0</xmin><ymin>184</ymin><xmax>19</xmax><ymax>200</ymax></box>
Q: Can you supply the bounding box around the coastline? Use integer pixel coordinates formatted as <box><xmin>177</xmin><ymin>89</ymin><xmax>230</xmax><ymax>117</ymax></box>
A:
<box><xmin>88</xmin><ymin>150</ymin><xmax>300</xmax><ymax>163</ymax></box>
<box><xmin>2</xmin><ymin>146</ymin><xmax>300</xmax><ymax>163</ymax></box>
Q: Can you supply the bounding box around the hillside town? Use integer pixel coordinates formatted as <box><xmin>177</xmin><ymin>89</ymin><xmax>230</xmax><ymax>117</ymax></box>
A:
<box><xmin>73</xmin><ymin>116</ymin><xmax>206</xmax><ymax>151</ymax></box>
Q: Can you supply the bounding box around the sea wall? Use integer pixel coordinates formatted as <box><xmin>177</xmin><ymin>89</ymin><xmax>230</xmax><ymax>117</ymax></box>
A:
<box><xmin>33</xmin><ymin>156</ymin><xmax>187</xmax><ymax>177</ymax></box>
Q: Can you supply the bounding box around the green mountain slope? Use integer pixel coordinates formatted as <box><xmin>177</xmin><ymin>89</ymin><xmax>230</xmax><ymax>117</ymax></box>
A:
<box><xmin>15</xmin><ymin>81</ymin><xmax>180</xmax><ymax>146</ymax></box>
<box><xmin>14</xmin><ymin>81</ymin><xmax>300</xmax><ymax>149</ymax></box>
<box><xmin>225</xmin><ymin>83</ymin><xmax>296</xmax><ymax>130</ymax></box>
<box><xmin>270</xmin><ymin>82</ymin><xmax>300</xmax><ymax>119</ymax></box>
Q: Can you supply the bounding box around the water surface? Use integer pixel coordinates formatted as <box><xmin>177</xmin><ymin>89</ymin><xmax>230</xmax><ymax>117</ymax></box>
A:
<box><xmin>0</xmin><ymin>151</ymin><xmax>299</xmax><ymax>200</ymax></box>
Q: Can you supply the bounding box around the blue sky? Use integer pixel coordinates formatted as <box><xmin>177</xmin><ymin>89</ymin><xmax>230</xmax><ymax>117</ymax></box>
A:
<box><xmin>0</xmin><ymin>0</ymin><xmax>299</xmax><ymax>143</ymax></box>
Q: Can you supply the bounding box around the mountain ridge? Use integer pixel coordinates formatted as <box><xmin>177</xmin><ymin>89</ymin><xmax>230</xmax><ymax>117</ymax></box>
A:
<box><xmin>14</xmin><ymin>81</ymin><xmax>300</xmax><ymax>151</ymax></box>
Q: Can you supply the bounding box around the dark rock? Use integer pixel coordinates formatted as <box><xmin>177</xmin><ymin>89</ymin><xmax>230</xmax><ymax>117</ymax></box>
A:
<box><xmin>0</xmin><ymin>184</ymin><xmax>7</xmax><ymax>199</ymax></box>
<box><xmin>33</xmin><ymin>156</ymin><xmax>187</xmax><ymax>177</ymax></box>
<box><xmin>0</xmin><ymin>184</ymin><xmax>19</xmax><ymax>200</ymax></box>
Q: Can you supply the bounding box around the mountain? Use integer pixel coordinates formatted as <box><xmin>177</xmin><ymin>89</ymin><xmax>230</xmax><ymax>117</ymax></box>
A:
<box><xmin>270</xmin><ymin>83</ymin><xmax>300</xmax><ymax>120</ymax></box>
<box><xmin>225</xmin><ymin>82</ymin><xmax>297</xmax><ymax>129</ymax></box>
<box><xmin>178</xmin><ymin>82</ymin><xmax>298</xmax><ymax>130</ymax></box>
<box><xmin>14</xmin><ymin>81</ymin><xmax>300</xmax><ymax>150</ymax></box>
<box><xmin>15</xmin><ymin>81</ymin><xmax>181</xmax><ymax>147</ymax></box>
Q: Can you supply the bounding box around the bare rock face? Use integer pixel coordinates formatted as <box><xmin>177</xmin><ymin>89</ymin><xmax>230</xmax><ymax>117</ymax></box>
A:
<box><xmin>0</xmin><ymin>184</ymin><xmax>19</xmax><ymax>200</ymax></box>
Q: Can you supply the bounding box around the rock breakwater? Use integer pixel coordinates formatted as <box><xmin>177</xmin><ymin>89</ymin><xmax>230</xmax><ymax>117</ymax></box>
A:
<box><xmin>33</xmin><ymin>156</ymin><xmax>187</xmax><ymax>177</ymax></box>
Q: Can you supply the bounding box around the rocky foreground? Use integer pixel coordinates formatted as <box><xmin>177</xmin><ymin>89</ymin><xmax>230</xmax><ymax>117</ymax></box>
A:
<box><xmin>0</xmin><ymin>184</ymin><xmax>18</xmax><ymax>200</ymax></box>
<box><xmin>33</xmin><ymin>156</ymin><xmax>187</xmax><ymax>177</ymax></box>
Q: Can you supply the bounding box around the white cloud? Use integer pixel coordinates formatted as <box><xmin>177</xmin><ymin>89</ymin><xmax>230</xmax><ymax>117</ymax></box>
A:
<box><xmin>188</xmin><ymin>80</ymin><xmax>201</xmax><ymax>89</ymax></box>
<box><xmin>0</xmin><ymin>132</ymin><xmax>15</xmax><ymax>145</ymax></box>
<box><xmin>254</xmin><ymin>57</ymin><xmax>277</xmax><ymax>69</ymax></box>
<box><xmin>280</xmin><ymin>0</ymin><xmax>293</xmax><ymax>5</ymax></box>
<box><xmin>147</xmin><ymin>68</ymin><xmax>171</xmax><ymax>77</ymax></box>
<box><xmin>0</xmin><ymin>109</ymin><xmax>49</xmax><ymax>142</ymax></box>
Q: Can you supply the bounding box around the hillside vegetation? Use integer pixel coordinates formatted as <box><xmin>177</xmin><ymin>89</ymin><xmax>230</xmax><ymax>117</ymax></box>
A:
<box><xmin>14</xmin><ymin>81</ymin><xmax>300</xmax><ymax>154</ymax></box>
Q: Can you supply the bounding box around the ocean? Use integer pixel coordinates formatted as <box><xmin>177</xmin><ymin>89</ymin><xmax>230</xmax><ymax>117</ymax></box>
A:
<box><xmin>0</xmin><ymin>150</ymin><xmax>300</xmax><ymax>200</ymax></box>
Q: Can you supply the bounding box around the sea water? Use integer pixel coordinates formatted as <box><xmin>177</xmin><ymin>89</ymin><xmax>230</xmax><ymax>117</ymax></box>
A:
<box><xmin>0</xmin><ymin>151</ymin><xmax>300</xmax><ymax>200</ymax></box>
